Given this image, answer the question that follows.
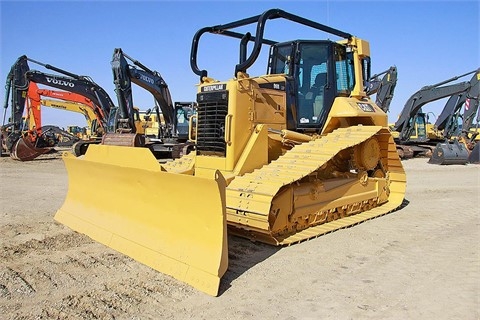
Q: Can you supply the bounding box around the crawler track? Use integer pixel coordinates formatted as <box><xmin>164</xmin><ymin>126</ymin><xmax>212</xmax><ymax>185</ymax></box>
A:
<box><xmin>226</xmin><ymin>126</ymin><xmax>406</xmax><ymax>245</ymax></box>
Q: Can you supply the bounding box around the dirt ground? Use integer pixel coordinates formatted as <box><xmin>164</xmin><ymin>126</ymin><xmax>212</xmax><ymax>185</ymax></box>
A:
<box><xmin>0</xmin><ymin>150</ymin><xmax>479</xmax><ymax>320</ymax></box>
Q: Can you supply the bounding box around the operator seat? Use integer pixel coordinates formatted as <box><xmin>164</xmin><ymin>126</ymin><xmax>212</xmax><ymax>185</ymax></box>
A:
<box><xmin>305</xmin><ymin>73</ymin><xmax>327</xmax><ymax>100</ymax></box>
<box><xmin>304</xmin><ymin>73</ymin><xmax>327</xmax><ymax>122</ymax></box>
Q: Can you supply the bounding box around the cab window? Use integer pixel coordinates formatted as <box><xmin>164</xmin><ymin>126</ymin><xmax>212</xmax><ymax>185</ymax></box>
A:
<box><xmin>335</xmin><ymin>45</ymin><xmax>354</xmax><ymax>95</ymax></box>
<box><xmin>269</xmin><ymin>44</ymin><xmax>292</xmax><ymax>75</ymax></box>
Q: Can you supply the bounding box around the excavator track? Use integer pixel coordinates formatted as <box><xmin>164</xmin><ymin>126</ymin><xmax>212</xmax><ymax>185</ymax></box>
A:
<box><xmin>226</xmin><ymin>125</ymin><xmax>406</xmax><ymax>245</ymax></box>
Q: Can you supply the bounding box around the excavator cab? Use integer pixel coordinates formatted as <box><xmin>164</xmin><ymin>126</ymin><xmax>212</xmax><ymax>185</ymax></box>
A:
<box><xmin>411</xmin><ymin>112</ymin><xmax>427</xmax><ymax>141</ymax></box>
<box><xmin>174</xmin><ymin>102</ymin><xmax>196</xmax><ymax>141</ymax></box>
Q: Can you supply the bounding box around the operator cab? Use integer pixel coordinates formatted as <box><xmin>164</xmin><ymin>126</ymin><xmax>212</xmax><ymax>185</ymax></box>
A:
<box><xmin>268</xmin><ymin>40</ymin><xmax>356</xmax><ymax>132</ymax></box>
<box><xmin>412</xmin><ymin>112</ymin><xmax>427</xmax><ymax>141</ymax></box>
<box><xmin>174</xmin><ymin>102</ymin><xmax>196</xmax><ymax>141</ymax></box>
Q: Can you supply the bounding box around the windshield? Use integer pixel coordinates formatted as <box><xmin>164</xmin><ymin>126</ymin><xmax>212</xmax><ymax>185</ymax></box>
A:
<box><xmin>415</xmin><ymin>114</ymin><xmax>426</xmax><ymax>138</ymax></box>
<box><xmin>296</xmin><ymin>43</ymin><xmax>329</xmax><ymax>126</ymax></box>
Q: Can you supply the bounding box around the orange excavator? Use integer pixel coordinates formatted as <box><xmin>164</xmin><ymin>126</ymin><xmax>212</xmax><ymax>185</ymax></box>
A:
<box><xmin>32</xmin><ymin>88</ymin><xmax>107</xmax><ymax>155</ymax></box>
<box><xmin>8</xmin><ymin>82</ymin><xmax>82</xmax><ymax>160</ymax></box>
<box><xmin>35</xmin><ymin>88</ymin><xmax>106</xmax><ymax>135</ymax></box>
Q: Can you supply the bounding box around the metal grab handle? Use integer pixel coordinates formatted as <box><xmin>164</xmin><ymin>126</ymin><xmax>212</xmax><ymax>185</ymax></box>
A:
<box><xmin>224</xmin><ymin>114</ymin><xmax>233</xmax><ymax>145</ymax></box>
<box><xmin>189</xmin><ymin>114</ymin><xmax>197</xmax><ymax>143</ymax></box>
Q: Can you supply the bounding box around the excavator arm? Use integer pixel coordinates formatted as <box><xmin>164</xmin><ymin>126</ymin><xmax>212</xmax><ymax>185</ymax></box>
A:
<box><xmin>111</xmin><ymin>48</ymin><xmax>175</xmax><ymax>137</ymax></box>
<box><xmin>2</xmin><ymin>56</ymin><xmax>30</xmax><ymax>129</ymax></box>
<box><xmin>434</xmin><ymin>94</ymin><xmax>463</xmax><ymax>135</ymax></box>
<box><xmin>434</xmin><ymin>71</ymin><xmax>480</xmax><ymax>138</ymax></box>
<box><xmin>9</xmin><ymin>82</ymin><xmax>59</xmax><ymax>161</ymax></box>
<box><xmin>1</xmin><ymin>56</ymin><xmax>30</xmax><ymax>154</ymax></box>
<box><xmin>393</xmin><ymin>69</ymin><xmax>479</xmax><ymax>142</ymax></box>
<box><xmin>461</xmin><ymin>96</ymin><xmax>480</xmax><ymax>139</ymax></box>
<box><xmin>365</xmin><ymin>66</ymin><xmax>397</xmax><ymax>113</ymax></box>
<box><xmin>25</xmin><ymin>82</ymin><xmax>42</xmax><ymax>134</ymax></box>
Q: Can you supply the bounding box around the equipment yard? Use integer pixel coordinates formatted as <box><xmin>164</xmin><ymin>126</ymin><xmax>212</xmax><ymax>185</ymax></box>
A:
<box><xmin>0</xmin><ymin>153</ymin><xmax>478</xmax><ymax>319</ymax></box>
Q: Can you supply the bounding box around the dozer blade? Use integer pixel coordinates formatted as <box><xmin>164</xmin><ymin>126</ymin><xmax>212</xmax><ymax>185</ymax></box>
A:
<box><xmin>10</xmin><ymin>137</ymin><xmax>52</xmax><ymax>161</ymax></box>
<box><xmin>428</xmin><ymin>140</ymin><xmax>469</xmax><ymax>165</ymax></box>
<box><xmin>55</xmin><ymin>144</ymin><xmax>228</xmax><ymax>296</ymax></box>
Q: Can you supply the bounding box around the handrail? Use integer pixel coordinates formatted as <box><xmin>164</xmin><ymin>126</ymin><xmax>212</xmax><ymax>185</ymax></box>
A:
<box><xmin>190</xmin><ymin>8</ymin><xmax>352</xmax><ymax>81</ymax></box>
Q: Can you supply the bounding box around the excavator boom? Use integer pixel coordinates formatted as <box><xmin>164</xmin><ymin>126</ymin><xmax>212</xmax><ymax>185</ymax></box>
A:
<box><xmin>25</xmin><ymin>70</ymin><xmax>114</xmax><ymax>129</ymax></box>
<box><xmin>365</xmin><ymin>66</ymin><xmax>398</xmax><ymax>113</ymax></box>
<box><xmin>36</xmin><ymin>89</ymin><xmax>106</xmax><ymax>131</ymax></box>
<box><xmin>393</xmin><ymin>69</ymin><xmax>478</xmax><ymax>142</ymax></box>
<box><xmin>40</xmin><ymin>99</ymin><xmax>96</xmax><ymax>133</ymax></box>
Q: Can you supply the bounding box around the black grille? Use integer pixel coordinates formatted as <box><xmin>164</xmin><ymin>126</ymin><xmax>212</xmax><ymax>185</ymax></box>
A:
<box><xmin>196</xmin><ymin>91</ymin><xmax>228</xmax><ymax>155</ymax></box>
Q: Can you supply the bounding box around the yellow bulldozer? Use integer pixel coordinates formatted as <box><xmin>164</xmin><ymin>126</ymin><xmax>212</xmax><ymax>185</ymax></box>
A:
<box><xmin>55</xmin><ymin>9</ymin><xmax>406</xmax><ymax>296</ymax></box>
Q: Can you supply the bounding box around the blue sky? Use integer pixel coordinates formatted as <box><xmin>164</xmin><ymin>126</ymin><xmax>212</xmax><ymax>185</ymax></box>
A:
<box><xmin>1</xmin><ymin>1</ymin><xmax>479</xmax><ymax>128</ymax></box>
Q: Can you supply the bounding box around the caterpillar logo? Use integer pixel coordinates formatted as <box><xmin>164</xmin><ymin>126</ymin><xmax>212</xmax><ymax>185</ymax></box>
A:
<box><xmin>201</xmin><ymin>84</ymin><xmax>226</xmax><ymax>92</ymax></box>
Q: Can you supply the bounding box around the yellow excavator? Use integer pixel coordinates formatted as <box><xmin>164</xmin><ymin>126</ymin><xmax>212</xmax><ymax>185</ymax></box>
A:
<box><xmin>40</xmin><ymin>99</ymin><xmax>98</xmax><ymax>138</ymax></box>
<box><xmin>392</xmin><ymin>69</ymin><xmax>479</xmax><ymax>160</ymax></box>
<box><xmin>55</xmin><ymin>9</ymin><xmax>406</xmax><ymax>296</ymax></box>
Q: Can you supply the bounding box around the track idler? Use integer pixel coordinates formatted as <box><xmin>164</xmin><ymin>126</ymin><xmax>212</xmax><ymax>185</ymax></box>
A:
<box><xmin>428</xmin><ymin>140</ymin><xmax>469</xmax><ymax>165</ymax></box>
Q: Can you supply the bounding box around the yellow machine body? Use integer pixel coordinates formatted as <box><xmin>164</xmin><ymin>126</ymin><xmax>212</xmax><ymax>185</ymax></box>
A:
<box><xmin>165</xmin><ymin>73</ymin><xmax>406</xmax><ymax>245</ymax></box>
<box><xmin>55</xmin><ymin>17</ymin><xmax>406</xmax><ymax>296</ymax></box>
<box><xmin>137</xmin><ymin>109</ymin><xmax>161</xmax><ymax>137</ymax></box>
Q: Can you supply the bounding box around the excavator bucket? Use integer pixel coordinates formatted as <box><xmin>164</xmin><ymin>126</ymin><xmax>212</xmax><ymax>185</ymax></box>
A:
<box><xmin>55</xmin><ymin>145</ymin><xmax>228</xmax><ymax>296</ymax></box>
<box><xmin>467</xmin><ymin>143</ymin><xmax>480</xmax><ymax>164</ymax></box>
<box><xmin>428</xmin><ymin>140</ymin><xmax>469</xmax><ymax>165</ymax></box>
<box><xmin>10</xmin><ymin>137</ymin><xmax>52</xmax><ymax>161</ymax></box>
